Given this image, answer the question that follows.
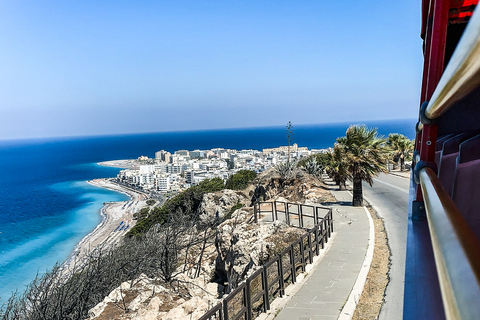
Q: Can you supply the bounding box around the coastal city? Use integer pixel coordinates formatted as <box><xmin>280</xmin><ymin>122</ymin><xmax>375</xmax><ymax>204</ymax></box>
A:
<box><xmin>109</xmin><ymin>143</ymin><xmax>329</xmax><ymax>195</ymax></box>
<box><xmin>5</xmin><ymin>0</ymin><xmax>475</xmax><ymax>319</ymax></box>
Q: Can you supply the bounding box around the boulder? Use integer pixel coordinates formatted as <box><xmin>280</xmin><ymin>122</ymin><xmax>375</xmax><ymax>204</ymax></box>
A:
<box><xmin>197</xmin><ymin>189</ymin><xmax>247</xmax><ymax>224</ymax></box>
<box><xmin>214</xmin><ymin>208</ymin><xmax>305</xmax><ymax>293</ymax></box>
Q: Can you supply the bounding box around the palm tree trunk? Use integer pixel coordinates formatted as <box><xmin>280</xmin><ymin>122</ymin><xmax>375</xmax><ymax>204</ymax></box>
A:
<box><xmin>352</xmin><ymin>176</ymin><xmax>363</xmax><ymax>206</ymax></box>
<box><xmin>400</xmin><ymin>154</ymin><xmax>405</xmax><ymax>171</ymax></box>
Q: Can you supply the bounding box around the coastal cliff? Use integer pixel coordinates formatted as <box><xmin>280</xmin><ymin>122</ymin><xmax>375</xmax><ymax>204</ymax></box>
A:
<box><xmin>87</xmin><ymin>170</ymin><xmax>334</xmax><ymax>320</ymax></box>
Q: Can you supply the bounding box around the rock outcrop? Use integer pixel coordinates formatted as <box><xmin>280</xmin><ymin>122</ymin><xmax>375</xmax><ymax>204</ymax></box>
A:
<box><xmin>88</xmin><ymin>273</ymin><xmax>218</xmax><ymax>320</ymax></box>
<box><xmin>88</xmin><ymin>172</ymin><xmax>333</xmax><ymax>320</ymax></box>
<box><xmin>197</xmin><ymin>189</ymin><xmax>248</xmax><ymax>224</ymax></box>
<box><xmin>250</xmin><ymin>170</ymin><xmax>336</xmax><ymax>204</ymax></box>
<box><xmin>214</xmin><ymin>207</ymin><xmax>305</xmax><ymax>293</ymax></box>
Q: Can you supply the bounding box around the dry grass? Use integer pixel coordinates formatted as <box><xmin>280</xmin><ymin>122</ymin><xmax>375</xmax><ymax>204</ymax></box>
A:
<box><xmin>352</xmin><ymin>206</ymin><xmax>391</xmax><ymax>320</ymax></box>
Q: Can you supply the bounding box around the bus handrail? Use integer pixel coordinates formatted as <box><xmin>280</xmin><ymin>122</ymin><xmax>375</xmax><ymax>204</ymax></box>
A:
<box><xmin>418</xmin><ymin>166</ymin><xmax>480</xmax><ymax>319</ymax></box>
<box><xmin>425</xmin><ymin>6</ymin><xmax>480</xmax><ymax>120</ymax></box>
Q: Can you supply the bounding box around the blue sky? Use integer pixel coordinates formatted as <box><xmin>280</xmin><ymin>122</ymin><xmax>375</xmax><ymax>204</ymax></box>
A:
<box><xmin>0</xmin><ymin>1</ymin><xmax>422</xmax><ymax>140</ymax></box>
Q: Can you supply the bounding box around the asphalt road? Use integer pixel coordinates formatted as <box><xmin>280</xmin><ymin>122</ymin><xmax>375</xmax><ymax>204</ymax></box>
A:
<box><xmin>363</xmin><ymin>172</ymin><xmax>410</xmax><ymax>320</ymax></box>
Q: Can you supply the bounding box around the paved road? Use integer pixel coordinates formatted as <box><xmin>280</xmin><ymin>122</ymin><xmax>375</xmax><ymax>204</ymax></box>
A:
<box><xmin>363</xmin><ymin>172</ymin><xmax>410</xmax><ymax>320</ymax></box>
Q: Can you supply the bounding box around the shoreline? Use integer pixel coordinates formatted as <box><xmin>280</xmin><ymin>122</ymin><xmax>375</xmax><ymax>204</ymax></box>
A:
<box><xmin>97</xmin><ymin>159</ymin><xmax>138</xmax><ymax>169</ymax></box>
<box><xmin>62</xmin><ymin>178</ymin><xmax>146</xmax><ymax>271</ymax></box>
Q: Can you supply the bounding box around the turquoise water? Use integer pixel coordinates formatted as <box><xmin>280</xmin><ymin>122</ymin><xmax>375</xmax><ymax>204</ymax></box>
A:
<box><xmin>0</xmin><ymin>176</ymin><xmax>128</xmax><ymax>301</ymax></box>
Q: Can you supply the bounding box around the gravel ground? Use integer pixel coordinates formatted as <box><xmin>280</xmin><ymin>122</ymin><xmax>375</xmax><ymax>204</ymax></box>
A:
<box><xmin>352</xmin><ymin>205</ymin><xmax>390</xmax><ymax>320</ymax></box>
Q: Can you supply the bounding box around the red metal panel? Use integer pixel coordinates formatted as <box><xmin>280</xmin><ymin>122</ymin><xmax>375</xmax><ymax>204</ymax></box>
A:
<box><xmin>449</xmin><ymin>0</ymin><xmax>478</xmax><ymax>24</ymax></box>
<box><xmin>422</xmin><ymin>0</ymin><xmax>432</xmax><ymax>39</ymax></box>
<box><xmin>426</xmin><ymin>0</ymin><xmax>450</xmax><ymax>99</ymax></box>
<box><xmin>417</xmin><ymin>0</ymin><xmax>450</xmax><ymax>201</ymax></box>
<box><xmin>421</xmin><ymin>0</ymin><xmax>434</xmax><ymax>103</ymax></box>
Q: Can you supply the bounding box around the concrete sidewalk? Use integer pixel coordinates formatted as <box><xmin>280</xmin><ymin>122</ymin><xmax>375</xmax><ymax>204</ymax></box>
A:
<box><xmin>266</xmin><ymin>179</ymin><xmax>373</xmax><ymax>320</ymax></box>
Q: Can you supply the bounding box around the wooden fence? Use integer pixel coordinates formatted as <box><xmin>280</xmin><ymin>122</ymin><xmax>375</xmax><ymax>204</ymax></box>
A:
<box><xmin>198</xmin><ymin>201</ymin><xmax>333</xmax><ymax>320</ymax></box>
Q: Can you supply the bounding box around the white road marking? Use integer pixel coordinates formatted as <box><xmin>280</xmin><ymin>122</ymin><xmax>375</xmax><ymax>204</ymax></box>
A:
<box><xmin>373</xmin><ymin>178</ymin><xmax>409</xmax><ymax>194</ymax></box>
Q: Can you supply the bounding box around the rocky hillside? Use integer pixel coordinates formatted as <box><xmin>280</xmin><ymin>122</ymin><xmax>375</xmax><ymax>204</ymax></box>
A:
<box><xmin>87</xmin><ymin>171</ymin><xmax>334</xmax><ymax>320</ymax></box>
<box><xmin>250</xmin><ymin>169</ymin><xmax>336</xmax><ymax>205</ymax></box>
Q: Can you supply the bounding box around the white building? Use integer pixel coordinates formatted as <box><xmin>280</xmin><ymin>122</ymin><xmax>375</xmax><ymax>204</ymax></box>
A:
<box><xmin>155</xmin><ymin>174</ymin><xmax>171</xmax><ymax>192</ymax></box>
<box><xmin>155</xmin><ymin>150</ymin><xmax>172</xmax><ymax>163</ymax></box>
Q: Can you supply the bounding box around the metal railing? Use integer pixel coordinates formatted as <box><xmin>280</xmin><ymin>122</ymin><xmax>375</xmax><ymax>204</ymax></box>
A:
<box><xmin>199</xmin><ymin>203</ymin><xmax>333</xmax><ymax>320</ymax></box>
<box><xmin>253</xmin><ymin>201</ymin><xmax>332</xmax><ymax>230</ymax></box>
<box><xmin>422</xmin><ymin>6</ymin><xmax>480</xmax><ymax>120</ymax></box>
<box><xmin>418</xmin><ymin>167</ymin><xmax>480</xmax><ymax>319</ymax></box>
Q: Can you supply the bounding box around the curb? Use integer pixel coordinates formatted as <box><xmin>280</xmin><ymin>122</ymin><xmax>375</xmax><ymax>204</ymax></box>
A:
<box><xmin>337</xmin><ymin>191</ymin><xmax>376</xmax><ymax>320</ymax></box>
<box><xmin>387</xmin><ymin>171</ymin><xmax>411</xmax><ymax>179</ymax></box>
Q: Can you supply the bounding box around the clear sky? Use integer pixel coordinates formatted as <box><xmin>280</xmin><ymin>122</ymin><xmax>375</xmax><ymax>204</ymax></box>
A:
<box><xmin>0</xmin><ymin>0</ymin><xmax>423</xmax><ymax>140</ymax></box>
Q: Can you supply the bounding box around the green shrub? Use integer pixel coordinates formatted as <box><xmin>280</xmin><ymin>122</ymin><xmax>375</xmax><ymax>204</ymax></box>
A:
<box><xmin>127</xmin><ymin>178</ymin><xmax>225</xmax><ymax>236</ymax></box>
<box><xmin>297</xmin><ymin>153</ymin><xmax>329</xmax><ymax>168</ymax></box>
<box><xmin>299</xmin><ymin>157</ymin><xmax>323</xmax><ymax>177</ymax></box>
<box><xmin>225</xmin><ymin>170</ymin><xmax>257</xmax><ymax>190</ymax></box>
<box><xmin>197</xmin><ymin>177</ymin><xmax>225</xmax><ymax>193</ymax></box>
<box><xmin>224</xmin><ymin>203</ymin><xmax>244</xmax><ymax>220</ymax></box>
<box><xmin>274</xmin><ymin>161</ymin><xmax>298</xmax><ymax>179</ymax></box>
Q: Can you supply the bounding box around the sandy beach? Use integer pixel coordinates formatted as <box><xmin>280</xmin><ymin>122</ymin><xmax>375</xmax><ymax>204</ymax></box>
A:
<box><xmin>97</xmin><ymin>159</ymin><xmax>139</xmax><ymax>169</ymax></box>
<box><xmin>64</xmin><ymin>179</ymin><xmax>147</xmax><ymax>269</ymax></box>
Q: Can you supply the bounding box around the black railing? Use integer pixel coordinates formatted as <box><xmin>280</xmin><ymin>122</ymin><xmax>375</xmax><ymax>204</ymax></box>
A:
<box><xmin>199</xmin><ymin>202</ymin><xmax>333</xmax><ymax>320</ymax></box>
<box><xmin>253</xmin><ymin>201</ymin><xmax>332</xmax><ymax>230</ymax></box>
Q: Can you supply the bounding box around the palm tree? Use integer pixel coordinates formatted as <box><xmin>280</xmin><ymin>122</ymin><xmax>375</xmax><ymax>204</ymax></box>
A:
<box><xmin>324</xmin><ymin>145</ymin><xmax>349</xmax><ymax>190</ymax></box>
<box><xmin>337</xmin><ymin>125</ymin><xmax>389</xmax><ymax>206</ymax></box>
<box><xmin>387</xmin><ymin>133</ymin><xmax>414</xmax><ymax>171</ymax></box>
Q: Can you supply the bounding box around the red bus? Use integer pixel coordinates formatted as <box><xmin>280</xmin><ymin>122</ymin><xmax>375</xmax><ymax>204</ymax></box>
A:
<box><xmin>405</xmin><ymin>0</ymin><xmax>480</xmax><ymax>319</ymax></box>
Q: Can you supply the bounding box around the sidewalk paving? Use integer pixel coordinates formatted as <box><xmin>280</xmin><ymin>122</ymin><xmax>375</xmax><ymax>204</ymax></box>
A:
<box><xmin>269</xmin><ymin>179</ymin><xmax>372</xmax><ymax>320</ymax></box>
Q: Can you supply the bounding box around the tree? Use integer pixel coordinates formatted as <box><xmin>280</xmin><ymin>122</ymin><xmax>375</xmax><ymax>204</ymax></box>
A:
<box><xmin>387</xmin><ymin>133</ymin><xmax>414</xmax><ymax>171</ymax></box>
<box><xmin>336</xmin><ymin>125</ymin><xmax>389</xmax><ymax>206</ymax></box>
<box><xmin>324</xmin><ymin>145</ymin><xmax>348</xmax><ymax>190</ymax></box>
<box><xmin>285</xmin><ymin>121</ymin><xmax>294</xmax><ymax>163</ymax></box>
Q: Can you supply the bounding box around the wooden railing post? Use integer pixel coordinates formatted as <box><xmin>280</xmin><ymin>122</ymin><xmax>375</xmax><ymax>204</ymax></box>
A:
<box><xmin>283</xmin><ymin>202</ymin><xmax>290</xmax><ymax>225</ymax></box>
<box><xmin>299</xmin><ymin>237</ymin><xmax>306</xmax><ymax>272</ymax></box>
<box><xmin>299</xmin><ymin>204</ymin><xmax>303</xmax><ymax>228</ymax></box>
<box><xmin>262</xmin><ymin>266</ymin><xmax>270</xmax><ymax>311</ymax></box>
<box><xmin>320</xmin><ymin>221</ymin><xmax>325</xmax><ymax>249</ymax></box>
<box><xmin>278</xmin><ymin>254</ymin><xmax>285</xmax><ymax>297</ymax></box>
<box><xmin>273</xmin><ymin>201</ymin><xmax>277</xmax><ymax>221</ymax></box>
<box><xmin>246</xmin><ymin>278</ymin><xmax>252</xmax><ymax>320</ymax></box>
<box><xmin>326</xmin><ymin>215</ymin><xmax>330</xmax><ymax>238</ymax></box>
<box><xmin>329</xmin><ymin>209</ymin><xmax>334</xmax><ymax>232</ymax></box>
<box><xmin>307</xmin><ymin>232</ymin><xmax>313</xmax><ymax>264</ymax></box>
<box><xmin>223</xmin><ymin>299</ymin><xmax>229</xmax><ymax>320</ymax></box>
<box><xmin>289</xmin><ymin>244</ymin><xmax>296</xmax><ymax>283</ymax></box>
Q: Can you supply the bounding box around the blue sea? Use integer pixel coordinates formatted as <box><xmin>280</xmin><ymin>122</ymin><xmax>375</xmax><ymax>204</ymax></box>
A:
<box><xmin>0</xmin><ymin>119</ymin><xmax>415</xmax><ymax>301</ymax></box>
